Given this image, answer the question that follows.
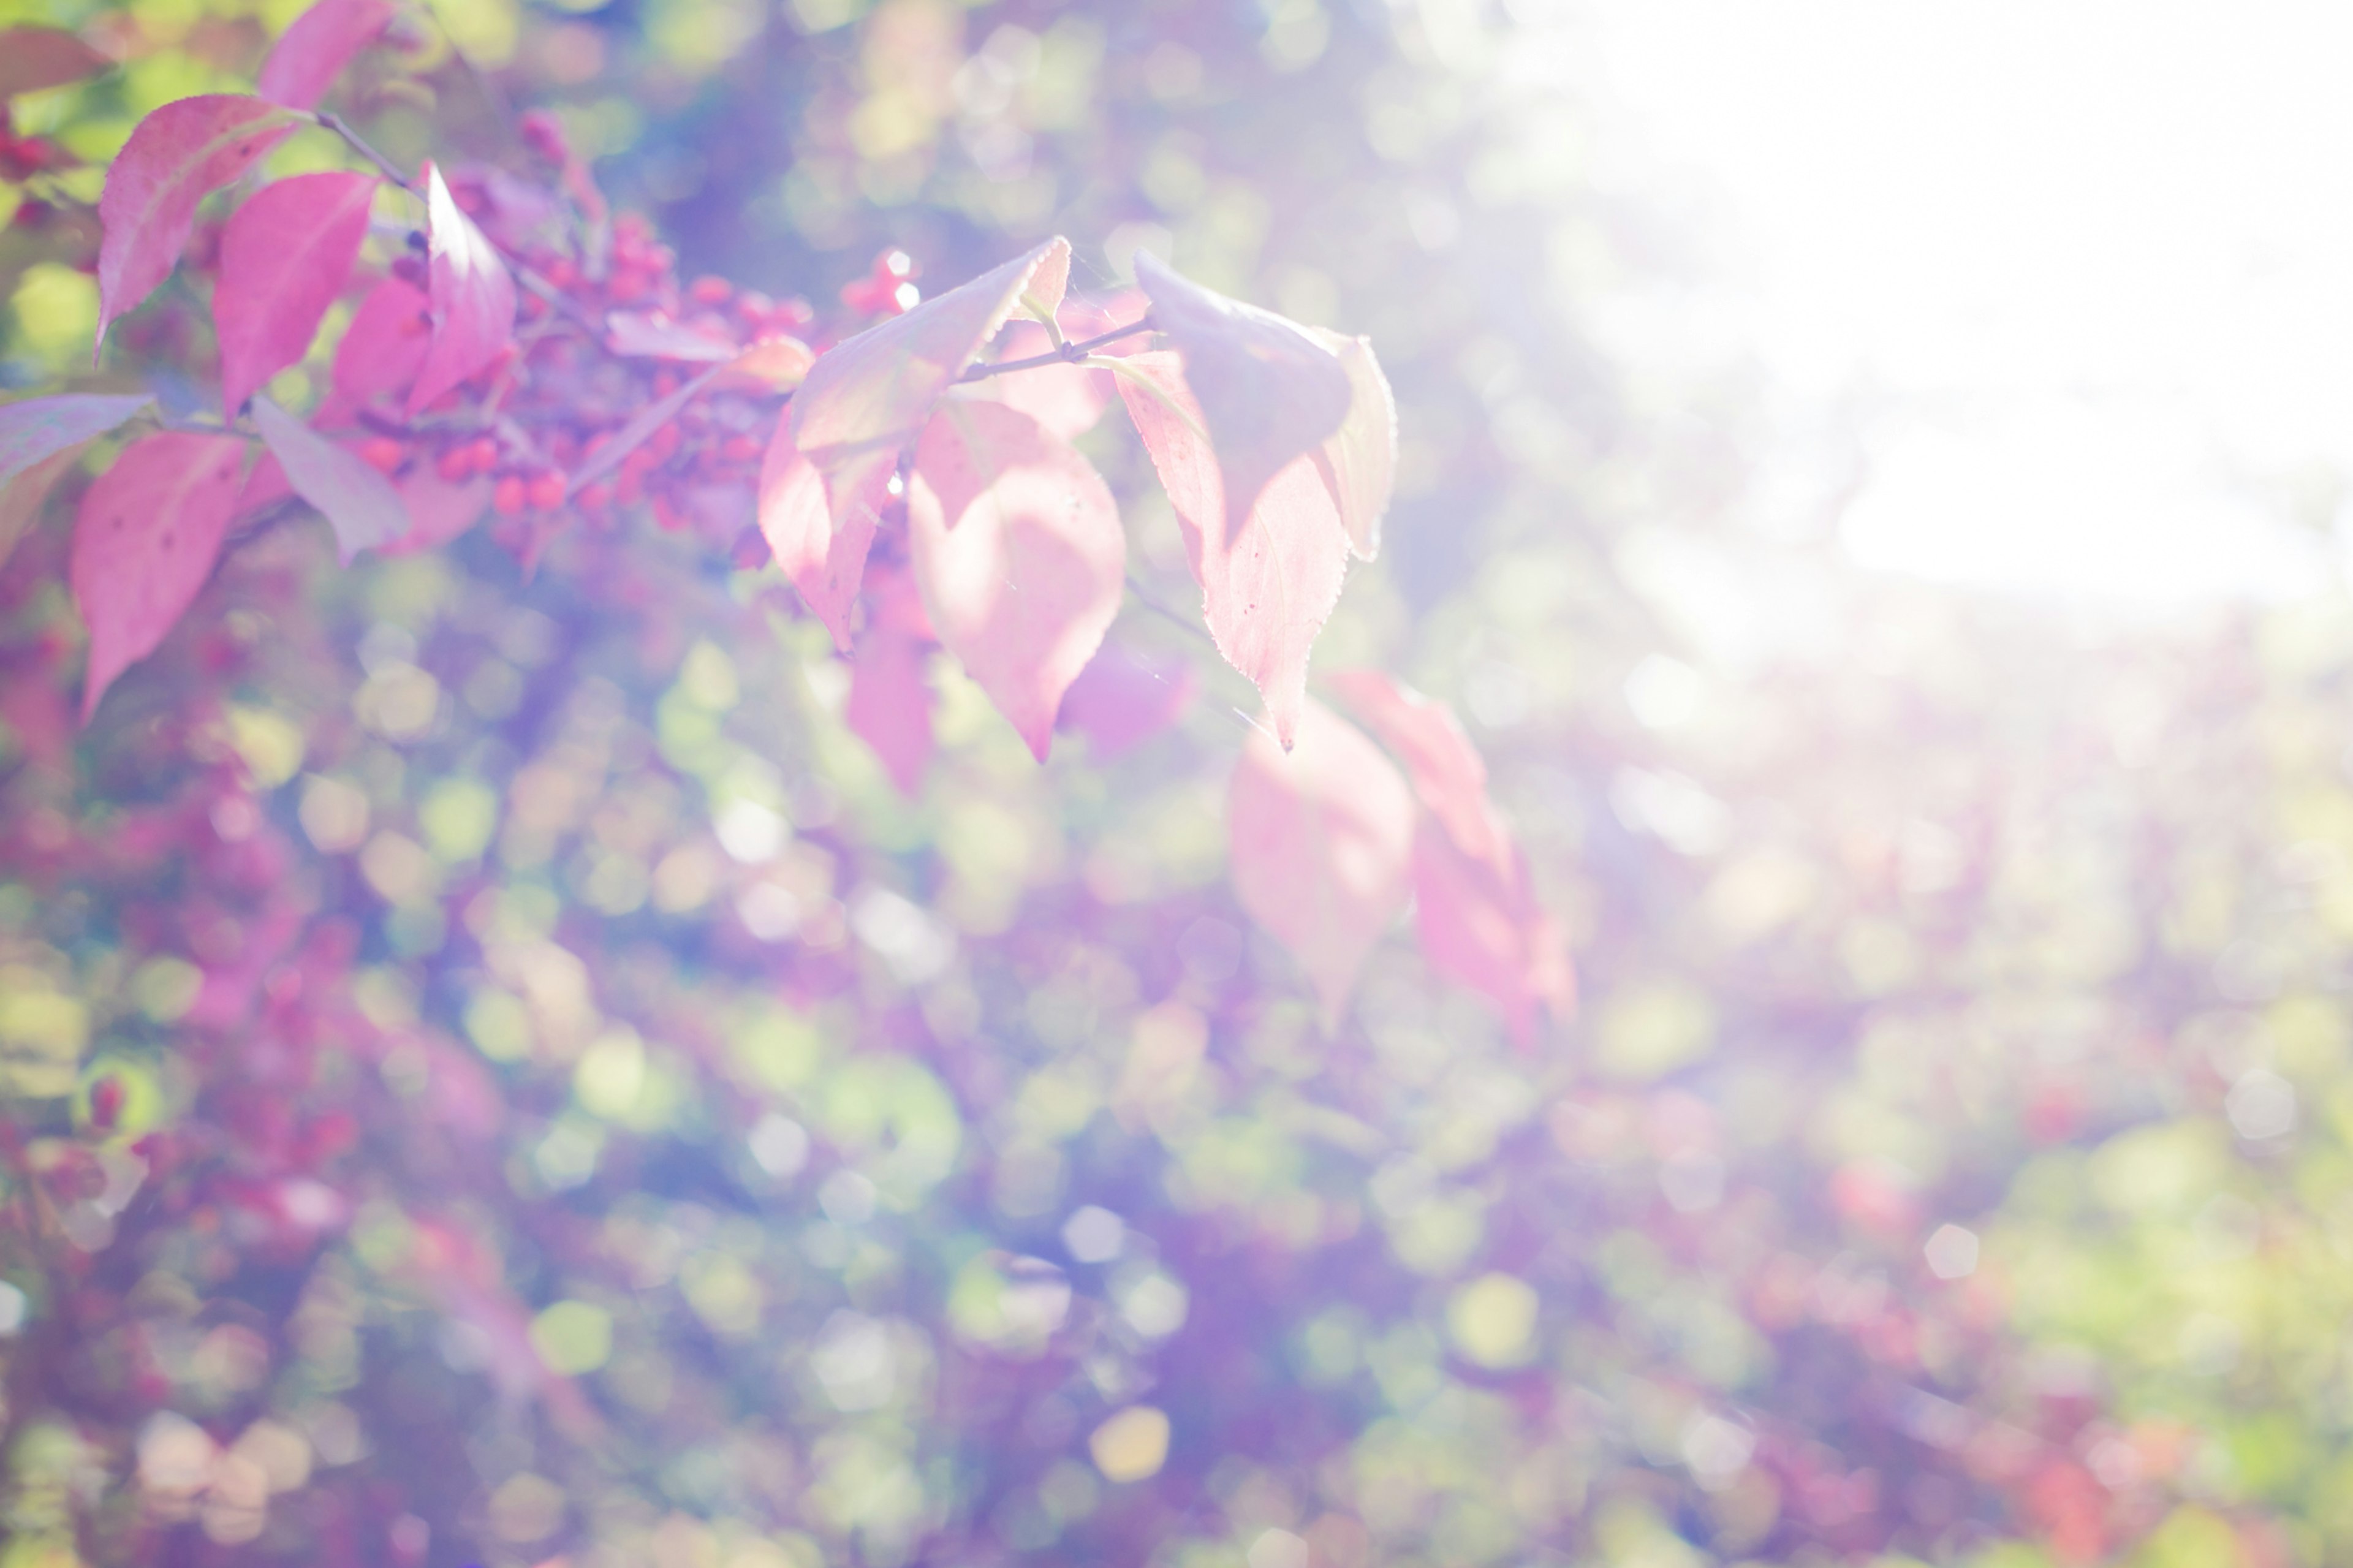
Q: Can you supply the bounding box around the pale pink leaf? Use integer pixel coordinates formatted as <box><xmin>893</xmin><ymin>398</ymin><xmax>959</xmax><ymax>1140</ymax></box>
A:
<box><xmin>1227</xmin><ymin>699</ymin><xmax>1415</xmax><ymax>1029</ymax></box>
<box><xmin>906</xmin><ymin>399</ymin><xmax>1124</xmax><ymax>761</ymax></box>
<box><xmin>235</xmin><ymin>450</ymin><xmax>292</xmax><ymax>520</ymax></box>
<box><xmin>844</xmin><ymin>567</ymin><xmax>936</xmax><ymax>795</ymax></box>
<box><xmin>974</xmin><ymin>320</ymin><xmax>1111</xmax><ymax>441</ymax></box>
<box><xmin>256</xmin><ymin>0</ymin><xmax>395</xmax><ymax>110</ymax></box>
<box><xmin>387</xmin><ymin>468</ymin><xmax>490</xmax><ymax>555</ymax></box>
<box><xmin>214</xmin><ymin>170</ymin><xmax>376</xmax><ymax>416</ymax></box>
<box><xmin>607</xmin><ymin>309</ymin><xmax>738</xmax><ymax>362</ymax></box>
<box><xmin>96</xmin><ymin>96</ymin><xmax>297</xmax><ymax>355</ymax></box>
<box><xmin>251</xmin><ymin>395</ymin><xmax>406</xmax><ymax>561</ymax></box>
<box><xmin>1131</xmin><ymin>249</ymin><xmax>1352</xmax><ymax>544</ymax></box>
<box><xmin>789</xmin><ymin>237</ymin><xmax>1069</xmax><ymax>553</ymax></box>
<box><xmin>1325</xmin><ymin>668</ymin><xmax>1571</xmax><ymax>1043</ymax></box>
<box><xmin>1</xmin><ymin>393</ymin><xmax>153</xmax><ymax>572</ymax></box>
<box><xmin>1</xmin><ymin>393</ymin><xmax>153</xmax><ymax>487</ymax></box>
<box><xmin>406</xmin><ymin>161</ymin><xmax>517</xmax><ymax>415</ymax></box>
<box><xmin>756</xmin><ymin>409</ymin><xmax>881</xmax><ymax>653</ymax></box>
<box><xmin>1412</xmin><ymin>825</ymin><xmax>1574</xmax><ymax>1047</ymax></box>
<box><xmin>1306</xmin><ymin>330</ymin><xmax>1396</xmax><ymax>561</ymax></box>
<box><xmin>1322</xmin><ymin>668</ymin><xmax>1501</xmax><ymax>862</ymax></box>
<box><xmin>1115</xmin><ymin>350</ymin><xmax>1347</xmax><ymax>748</ymax></box>
<box><xmin>332</xmin><ymin>276</ymin><xmax>432</xmax><ymax>404</ymax></box>
<box><xmin>0</xmin><ymin>28</ymin><xmax>112</xmax><ymax>97</ymax></box>
<box><xmin>1055</xmin><ymin>635</ymin><xmax>1198</xmax><ymax>759</ymax></box>
<box><xmin>72</xmin><ymin>432</ymin><xmax>248</xmax><ymax>721</ymax></box>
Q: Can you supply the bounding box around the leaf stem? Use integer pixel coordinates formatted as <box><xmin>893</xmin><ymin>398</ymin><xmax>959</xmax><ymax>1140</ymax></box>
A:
<box><xmin>309</xmin><ymin>110</ymin><xmax>413</xmax><ymax>189</ymax></box>
<box><xmin>960</xmin><ymin>315</ymin><xmax>1154</xmax><ymax>383</ymax></box>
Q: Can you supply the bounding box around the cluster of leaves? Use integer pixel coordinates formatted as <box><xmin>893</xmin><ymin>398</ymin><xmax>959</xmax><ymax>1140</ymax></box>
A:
<box><xmin>4</xmin><ymin>3</ymin><xmax>2349</xmax><ymax>1568</ymax></box>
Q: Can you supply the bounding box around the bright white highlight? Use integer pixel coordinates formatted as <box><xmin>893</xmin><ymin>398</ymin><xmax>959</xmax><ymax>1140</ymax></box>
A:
<box><xmin>1586</xmin><ymin>0</ymin><xmax>2351</xmax><ymax>605</ymax></box>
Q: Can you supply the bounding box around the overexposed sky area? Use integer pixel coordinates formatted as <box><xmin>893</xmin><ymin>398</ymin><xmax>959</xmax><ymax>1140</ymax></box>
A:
<box><xmin>1582</xmin><ymin>0</ymin><xmax>2353</xmax><ymax>605</ymax></box>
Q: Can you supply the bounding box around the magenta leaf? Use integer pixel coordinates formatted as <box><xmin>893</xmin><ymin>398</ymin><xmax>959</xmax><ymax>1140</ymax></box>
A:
<box><xmin>1308</xmin><ymin>330</ymin><xmax>1396</xmax><ymax>561</ymax></box>
<box><xmin>789</xmin><ymin>237</ymin><xmax>1069</xmax><ymax>562</ymax></box>
<box><xmin>1322</xmin><ymin>669</ymin><xmax>1502</xmax><ymax>862</ymax></box>
<box><xmin>1056</xmin><ymin>636</ymin><xmax>1199</xmax><ymax>759</ymax></box>
<box><xmin>1131</xmin><ymin>250</ymin><xmax>1352</xmax><ymax>545</ymax></box>
<box><xmin>0</xmin><ymin>28</ymin><xmax>112</xmax><ymax>97</ymax></box>
<box><xmin>256</xmin><ymin>0</ymin><xmax>395</xmax><ymax>110</ymax></box>
<box><xmin>1115</xmin><ymin>350</ymin><xmax>1348</xmax><ymax>749</ymax></box>
<box><xmin>906</xmin><ymin>399</ymin><xmax>1126</xmax><ymax>762</ymax></box>
<box><xmin>251</xmin><ymin>395</ymin><xmax>406</xmax><ymax>562</ymax></box>
<box><xmin>1227</xmin><ymin>699</ymin><xmax>1415</xmax><ymax>1029</ymax></box>
<box><xmin>215</xmin><ymin>170</ymin><xmax>376</xmax><ymax>417</ymax></box>
<box><xmin>332</xmin><ymin>277</ymin><xmax>433</xmax><ymax>405</ymax></box>
<box><xmin>407</xmin><ymin>161</ymin><xmax>518</xmax><ymax>415</ymax></box>
<box><xmin>757</xmin><ymin>411</ymin><xmax>881</xmax><ymax>652</ymax></box>
<box><xmin>96</xmin><ymin>96</ymin><xmax>298</xmax><ymax>355</ymax></box>
<box><xmin>71</xmin><ymin>432</ymin><xmax>249</xmax><ymax>721</ymax></box>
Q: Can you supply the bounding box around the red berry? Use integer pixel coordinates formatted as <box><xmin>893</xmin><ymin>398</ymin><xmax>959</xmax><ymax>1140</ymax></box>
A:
<box><xmin>577</xmin><ymin>482</ymin><xmax>612</xmax><ymax>515</ymax></box>
<box><xmin>89</xmin><ymin>1075</ymin><xmax>123</xmax><ymax>1131</ymax></box>
<box><xmin>528</xmin><ymin>472</ymin><xmax>566</xmax><ymax>510</ymax></box>
<box><xmin>721</xmin><ymin>434</ymin><xmax>762</xmax><ymax>463</ymax></box>
<box><xmin>436</xmin><ymin>447</ymin><xmax>474</xmax><ymax>482</ymax></box>
<box><xmin>691</xmin><ymin>276</ymin><xmax>734</xmax><ymax>306</ymax></box>
<box><xmin>359</xmin><ymin>437</ymin><xmax>405</xmax><ymax>475</ymax></box>
<box><xmin>493</xmin><ymin>476</ymin><xmax>527</xmax><ymax>516</ymax></box>
<box><xmin>467</xmin><ymin>437</ymin><xmax>499</xmax><ymax>474</ymax></box>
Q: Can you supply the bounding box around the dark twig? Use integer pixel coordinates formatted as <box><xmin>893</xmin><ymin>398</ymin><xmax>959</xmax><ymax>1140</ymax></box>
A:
<box><xmin>961</xmin><ymin>316</ymin><xmax>1154</xmax><ymax>383</ymax></box>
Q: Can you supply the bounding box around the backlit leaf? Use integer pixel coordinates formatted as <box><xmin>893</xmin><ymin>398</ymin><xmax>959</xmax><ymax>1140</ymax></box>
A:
<box><xmin>407</xmin><ymin>161</ymin><xmax>518</xmax><ymax>415</ymax></box>
<box><xmin>756</xmin><ymin>408</ymin><xmax>882</xmax><ymax>653</ymax></box>
<box><xmin>214</xmin><ymin>170</ymin><xmax>376</xmax><ymax>417</ymax></box>
<box><xmin>844</xmin><ymin>566</ymin><xmax>936</xmax><ymax>795</ymax></box>
<box><xmin>907</xmin><ymin>398</ymin><xmax>1125</xmax><ymax>761</ymax></box>
<box><xmin>789</xmin><ymin>237</ymin><xmax>1070</xmax><ymax>561</ymax></box>
<box><xmin>975</xmin><ymin>320</ymin><xmax>1111</xmax><ymax>442</ymax></box>
<box><xmin>251</xmin><ymin>395</ymin><xmax>406</xmax><ymax>562</ymax></box>
<box><xmin>0</xmin><ymin>28</ymin><xmax>112</xmax><ymax>98</ymax></box>
<box><xmin>1115</xmin><ymin>351</ymin><xmax>1347</xmax><ymax>749</ymax></box>
<box><xmin>71</xmin><ymin>432</ymin><xmax>248</xmax><ymax>721</ymax></box>
<box><xmin>387</xmin><ymin>468</ymin><xmax>491</xmax><ymax>555</ymax></box>
<box><xmin>1132</xmin><ymin>250</ymin><xmax>1352</xmax><ymax>545</ymax></box>
<box><xmin>96</xmin><ymin>96</ymin><xmax>297</xmax><ymax>355</ymax></box>
<box><xmin>1308</xmin><ymin>330</ymin><xmax>1396</xmax><ymax>561</ymax></box>
<box><xmin>1228</xmin><ymin>699</ymin><xmax>1414</xmax><ymax>1029</ymax></box>
<box><xmin>607</xmin><ymin>309</ymin><xmax>738</xmax><ymax>362</ymax></box>
<box><xmin>256</xmin><ymin>0</ymin><xmax>396</xmax><ymax>111</ymax></box>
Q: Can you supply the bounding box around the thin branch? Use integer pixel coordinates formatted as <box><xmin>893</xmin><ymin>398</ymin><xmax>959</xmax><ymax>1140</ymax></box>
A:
<box><xmin>310</xmin><ymin>110</ymin><xmax>413</xmax><ymax>189</ymax></box>
<box><xmin>960</xmin><ymin>315</ymin><xmax>1154</xmax><ymax>383</ymax></box>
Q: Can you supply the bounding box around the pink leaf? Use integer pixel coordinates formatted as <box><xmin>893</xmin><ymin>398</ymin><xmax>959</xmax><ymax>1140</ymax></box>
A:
<box><xmin>845</xmin><ymin>566</ymin><xmax>936</xmax><ymax>795</ymax></box>
<box><xmin>235</xmin><ymin>450</ymin><xmax>292</xmax><ymax>520</ymax></box>
<box><xmin>1115</xmin><ymin>350</ymin><xmax>1348</xmax><ymax>749</ymax></box>
<box><xmin>1308</xmin><ymin>330</ymin><xmax>1396</xmax><ymax>561</ymax></box>
<box><xmin>332</xmin><ymin>276</ymin><xmax>433</xmax><ymax>404</ymax></box>
<box><xmin>606</xmin><ymin>309</ymin><xmax>738</xmax><ymax>362</ymax></box>
<box><xmin>1412</xmin><ymin>824</ymin><xmax>1574</xmax><ymax>1048</ymax></box>
<box><xmin>406</xmin><ymin>161</ymin><xmax>517</xmax><ymax>416</ymax></box>
<box><xmin>1227</xmin><ymin>699</ymin><xmax>1415</xmax><ymax>1028</ymax></box>
<box><xmin>387</xmin><ymin>468</ymin><xmax>490</xmax><ymax>555</ymax></box>
<box><xmin>789</xmin><ymin>237</ymin><xmax>1069</xmax><ymax>560</ymax></box>
<box><xmin>1132</xmin><ymin>250</ymin><xmax>1352</xmax><ymax>544</ymax></box>
<box><xmin>214</xmin><ymin>170</ymin><xmax>376</xmax><ymax>416</ymax></box>
<box><xmin>71</xmin><ymin>432</ymin><xmax>248</xmax><ymax>721</ymax></box>
<box><xmin>251</xmin><ymin>395</ymin><xmax>406</xmax><ymax>561</ymax></box>
<box><xmin>756</xmin><ymin>410</ymin><xmax>881</xmax><ymax>653</ymax></box>
<box><xmin>0</xmin><ymin>28</ymin><xmax>112</xmax><ymax>97</ymax></box>
<box><xmin>1056</xmin><ymin>635</ymin><xmax>1198</xmax><ymax>759</ymax></box>
<box><xmin>974</xmin><ymin>320</ymin><xmax>1111</xmax><ymax>442</ymax></box>
<box><xmin>906</xmin><ymin>399</ymin><xmax>1125</xmax><ymax>761</ymax></box>
<box><xmin>1325</xmin><ymin>668</ymin><xmax>1572</xmax><ymax>1043</ymax></box>
<box><xmin>256</xmin><ymin>0</ymin><xmax>395</xmax><ymax>110</ymax></box>
<box><xmin>96</xmin><ymin>96</ymin><xmax>297</xmax><ymax>355</ymax></box>
<box><xmin>1</xmin><ymin>393</ymin><xmax>153</xmax><ymax>572</ymax></box>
